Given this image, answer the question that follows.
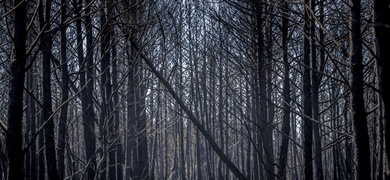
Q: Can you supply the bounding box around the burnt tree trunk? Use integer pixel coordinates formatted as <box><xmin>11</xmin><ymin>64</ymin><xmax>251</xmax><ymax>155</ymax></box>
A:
<box><xmin>277</xmin><ymin>1</ymin><xmax>290</xmax><ymax>179</ymax></box>
<box><xmin>349</xmin><ymin>0</ymin><xmax>371</xmax><ymax>179</ymax></box>
<box><xmin>6</xmin><ymin>0</ymin><xmax>27</xmax><ymax>179</ymax></box>
<box><xmin>39</xmin><ymin>1</ymin><xmax>59</xmax><ymax>179</ymax></box>
<box><xmin>303</xmin><ymin>0</ymin><xmax>313</xmax><ymax>179</ymax></box>
<box><xmin>57</xmin><ymin>0</ymin><xmax>69</xmax><ymax>178</ymax></box>
<box><xmin>374</xmin><ymin>0</ymin><xmax>390</xmax><ymax>171</ymax></box>
<box><xmin>74</xmin><ymin>0</ymin><xmax>97</xmax><ymax>178</ymax></box>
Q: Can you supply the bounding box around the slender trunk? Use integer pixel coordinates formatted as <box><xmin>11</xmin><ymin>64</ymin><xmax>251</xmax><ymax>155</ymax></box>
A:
<box><xmin>135</xmin><ymin>67</ymin><xmax>149</xmax><ymax>180</ymax></box>
<box><xmin>303</xmin><ymin>0</ymin><xmax>313</xmax><ymax>178</ymax></box>
<box><xmin>6</xmin><ymin>0</ymin><xmax>27</xmax><ymax>179</ymax></box>
<box><xmin>265</xmin><ymin>6</ymin><xmax>275</xmax><ymax>179</ymax></box>
<box><xmin>344</xmin><ymin>97</ymin><xmax>354</xmax><ymax>180</ymax></box>
<box><xmin>177</xmin><ymin>18</ymin><xmax>186</xmax><ymax>178</ymax></box>
<box><xmin>99</xmin><ymin>1</ymin><xmax>113</xmax><ymax>177</ymax></box>
<box><xmin>349</xmin><ymin>0</ymin><xmax>371</xmax><ymax>179</ymax></box>
<box><xmin>253</xmin><ymin>76</ymin><xmax>260</xmax><ymax>179</ymax></box>
<box><xmin>149</xmin><ymin>87</ymin><xmax>156</xmax><ymax>180</ymax></box>
<box><xmin>57</xmin><ymin>0</ymin><xmax>69</xmax><ymax>179</ymax></box>
<box><xmin>25</xmin><ymin>79</ymin><xmax>31</xmax><ymax>179</ymax></box>
<box><xmin>311</xmin><ymin>0</ymin><xmax>323</xmax><ymax>179</ymax></box>
<box><xmin>256</xmin><ymin>6</ymin><xmax>269</xmax><ymax>179</ymax></box>
<box><xmin>277</xmin><ymin>1</ymin><xmax>290</xmax><ymax>179</ymax></box>
<box><xmin>218</xmin><ymin>56</ymin><xmax>225</xmax><ymax>180</ymax></box>
<box><xmin>377</xmin><ymin>98</ymin><xmax>384</xmax><ymax>180</ymax></box>
<box><xmin>126</xmin><ymin>51</ymin><xmax>136</xmax><ymax>179</ymax></box>
<box><xmin>29</xmin><ymin>67</ymin><xmax>38</xmax><ymax>180</ymax></box>
<box><xmin>245</xmin><ymin>82</ymin><xmax>252</xmax><ymax>179</ymax></box>
<box><xmin>38</xmin><ymin>112</ymin><xmax>45</xmax><ymax>180</ymax></box>
<box><xmin>76</xmin><ymin>0</ymin><xmax>97</xmax><ymax>178</ymax></box>
<box><xmin>373</xmin><ymin>0</ymin><xmax>390</xmax><ymax>170</ymax></box>
<box><xmin>112</xmin><ymin>43</ymin><xmax>124</xmax><ymax>180</ymax></box>
<box><xmin>39</xmin><ymin>1</ymin><xmax>59</xmax><ymax>179</ymax></box>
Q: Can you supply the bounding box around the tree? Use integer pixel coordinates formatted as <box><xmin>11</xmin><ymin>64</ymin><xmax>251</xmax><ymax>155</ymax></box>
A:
<box><xmin>374</xmin><ymin>0</ymin><xmax>390</xmax><ymax>171</ymax></box>
<box><xmin>303</xmin><ymin>0</ymin><xmax>313</xmax><ymax>178</ymax></box>
<box><xmin>349</xmin><ymin>0</ymin><xmax>371</xmax><ymax>179</ymax></box>
<box><xmin>311</xmin><ymin>0</ymin><xmax>324</xmax><ymax>179</ymax></box>
<box><xmin>6</xmin><ymin>0</ymin><xmax>27</xmax><ymax>179</ymax></box>
<box><xmin>38</xmin><ymin>0</ymin><xmax>60</xmax><ymax>179</ymax></box>
<box><xmin>57</xmin><ymin>0</ymin><xmax>70</xmax><ymax>178</ymax></box>
<box><xmin>277</xmin><ymin>0</ymin><xmax>291</xmax><ymax>179</ymax></box>
<box><xmin>75</xmin><ymin>0</ymin><xmax>97</xmax><ymax>178</ymax></box>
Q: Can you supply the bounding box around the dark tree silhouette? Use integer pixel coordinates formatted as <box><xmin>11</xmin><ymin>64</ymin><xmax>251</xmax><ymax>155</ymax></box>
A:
<box><xmin>6</xmin><ymin>0</ymin><xmax>27</xmax><ymax>179</ymax></box>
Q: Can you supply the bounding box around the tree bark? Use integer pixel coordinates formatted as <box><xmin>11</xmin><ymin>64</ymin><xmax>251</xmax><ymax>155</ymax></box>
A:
<box><xmin>255</xmin><ymin>5</ymin><xmax>269</xmax><ymax>180</ymax></box>
<box><xmin>135</xmin><ymin>66</ymin><xmax>149</xmax><ymax>180</ymax></box>
<box><xmin>99</xmin><ymin>0</ymin><xmax>113</xmax><ymax>177</ymax></box>
<box><xmin>349</xmin><ymin>0</ymin><xmax>371</xmax><ymax>179</ymax></box>
<box><xmin>6</xmin><ymin>0</ymin><xmax>27</xmax><ymax>179</ymax></box>
<box><xmin>28</xmin><ymin>66</ymin><xmax>38</xmax><ymax>180</ymax></box>
<box><xmin>303</xmin><ymin>0</ymin><xmax>313</xmax><ymax>179</ymax></box>
<box><xmin>266</xmin><ymin>5</ymin><xmax>275</xmax><ymax>179</ymax></box>
<box><xmin>39</xmin><ymin>0</ymin><xmax>59</xmax><ymax>179</ymax></box>
<box><xmin>311</xmin><ymin>0</ymin><xmax>323</xmax><ymax>179</ymax></box>
<box><xmin>57</xmin><ymin>0</ymin><xmax>69</xmax><ymax>178</ymax></box>
<box><xmin>126</xmin><ymin>62</ymin><xmax>136</xmax><ymax>179</ymax></box>
<box><xmin>373</xmin><ymin>0</ymin><xmax>390</xmax><ymax>171</ymax></box>
<box><xmin>112</xmin><ymin>42</ymin><xmax>124</xmax><ymax>180</ymax></box>
<box><xmin>277</xmin><ymin>1</ymin><xmax>290</xmax><ymax>179</ymax></box>
<box><xmin>74</xmin><ymin>0</ymin><xmax>97</xmax><ymax>178</ymax></box>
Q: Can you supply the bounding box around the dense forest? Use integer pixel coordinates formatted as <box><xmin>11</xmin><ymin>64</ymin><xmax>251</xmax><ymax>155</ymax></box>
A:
<box><xmin>0</xmin><ymin>0</ymin><xmax>389</xmax><ymax>179</ymax></box>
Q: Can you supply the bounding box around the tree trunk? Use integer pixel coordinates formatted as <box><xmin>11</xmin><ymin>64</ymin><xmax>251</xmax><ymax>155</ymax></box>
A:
<box><xmin>277</xmin><ymin>1</ymin><xmax>290</xmax><ymax>179</ymax></box>
<box><xmin>135</xmin><ymin>67</ymin><xmax>149</xmax><ymax>180</ymax></box>
<box><xmin>303</xmin><ymin>0</ymin><xmax>313</xmax><ymax>179</ymax></box>
<box><xmin>57</xmin><ymin>0</ymin><xmax>69</xmax><ymax>178</ymax></box>
<box><xmin>349</xmin><ymin>0</ymin><xmax>371</xmax><ymax>179</ymax></box>
<box><xmin>6</xmin><ymin>0</ymin><xmax>27</xmax><ymax>179</ymax></box>
<box><xmin>39</xmin><ymin>1</ymin><xmax>59</xmax><ymax>179</ymax></box>
<box><xmin>266</xmin><ymin>4</ymin><xmax>275</xmax><ymax>179</ymax></box>
<box><xmin>255</xmin><ymin>5</ymin><xmax>268</xmax><ymax>180</ymax></box>
<box><xmin>38</xmin><ymin>112</ymin><xmax>45</xmax><ymax>180</ymax></box>
<box><xmin>29</xmin><ymin>66</ymin><xmax>38</xmax><ymax>180</ymax></box>
<box><xmin>99</xmin><ymin>0</ymin><xmax>113</xmax><ymax>177</ymax></box>
<box><xmin>311</xmin><ymin>0</ymin><xmax>323</xmax><ymax>179</ymax></box>
<box><xmin>75</xmin><ymin>0</ymin><xmax>97</xmax><ymax>178</ymax></box>
<box><xmin>373</xmin><ymin>0</ymin><xmax>390</xmax><ymax>171</ymax></box>
<box><xmin>112</xmin><ymin>42</ymin><xmax>124</xmax><ymax>180</ymax></box>
<box><xmin>126</xmin><ymin>62</ymin><xmax>136</xmax><ymax>179</ymax></box>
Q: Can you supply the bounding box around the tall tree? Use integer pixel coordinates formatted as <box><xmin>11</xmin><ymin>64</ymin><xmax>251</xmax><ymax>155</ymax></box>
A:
<box><xmin>98</xmin><ymin>0</ymin><xmax>113</xmax><ymax>178</ymax></box>
<box><xmin>303</xmin><ymin>0</ymin><xmax>313</xmax><ymax>178</ymax></box>
<box><xmin>135</xmin><ymin>66</ymin><xmax>149</xmax><ymax>180</ymax></box>
<box><xmin>27</xmin><ymin>63</ymin><xmax>38</xmax><ymax>180</ymax></box>
<box><xmin>277</xmin><ymin>0</ymin><xmax>291</xmax><ymax>179</ymax></box>
<box><xmin>254</xmin><ymin>2</ymin><xmax>271</xmax><ymax>179</ymax></box>
<box><xmin>75</xmin><ymin>0</ymin><xmax>97</xmax><ymax>178</ymax></box>
<box><xmin>6</xmin><ymin>0</ymin><xmax>27</xmax><ymax>179</ymax></box>
<box><xmin>373</xmin><ymin>0</ymin><xmax>390</xmax><ymax>170</ymax></box>
<box><xmin>57</xmin><ymin>0</ymin><xmax>70</xmax><ymax>179</ymax></box>
<box><xmin>112</xmin><ymin>39</ymin><xmax>124</xmax><ymax>180</ymax></box>
<box><xmin>349</xmin><ymin>0</ymin><xmax>371</xmax><ymax>179</ymax></box>
<box><xmin>38</xmin><ymin>0</ymin><xmax>59</xmax><ymax>179</ymax></box>
<box><xmin>310</xmin><ymin>0</ymin><xmax>324</xmax><ymax>179</ymax></box>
